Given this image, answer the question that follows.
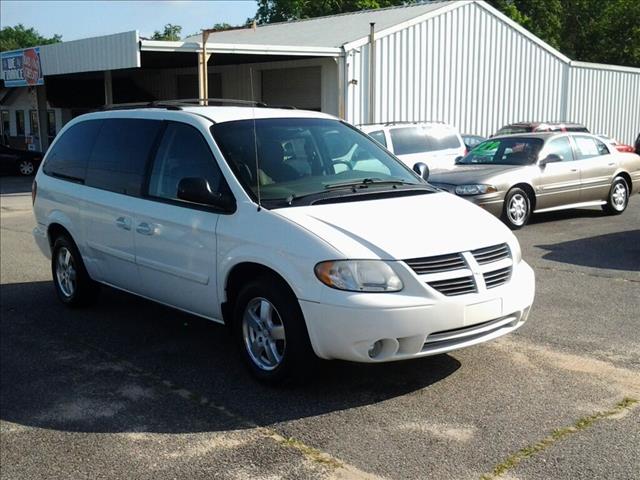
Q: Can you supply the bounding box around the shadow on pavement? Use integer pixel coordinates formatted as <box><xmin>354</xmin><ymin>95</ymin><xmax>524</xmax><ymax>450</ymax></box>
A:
<box><xmin>537</xmin><ymin>229</ymin><xmax>640</xmax><ymax>271</ymax></box>
<box><xmin>0</xmin><ymin>281</ymin><xmax>460</xmax><ymax>434</ymax></box>
<box><xmin>530</xmin><ymin>207</ymin><xmax>606</xmax><ymax>225</ymax></box>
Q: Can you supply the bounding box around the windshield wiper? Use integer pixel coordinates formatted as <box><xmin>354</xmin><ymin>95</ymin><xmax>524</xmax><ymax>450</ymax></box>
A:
<box><xmin>324</xmin><ymin>178</ymin><xmax>414</xmax><ymax>190</ymax></box>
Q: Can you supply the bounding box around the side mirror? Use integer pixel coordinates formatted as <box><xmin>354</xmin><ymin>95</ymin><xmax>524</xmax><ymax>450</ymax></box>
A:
<box><xmin>177</xmin><ymin>177</ymin><xmax>235</xmax><ymax>211</ymax></box>
<box><xmin>413</xmin><ymin>162</ymin><xmax>429</xmax><ymax>181</ymax></box>
<box><xmin>454</xmin><ymin>156</ymin><xmax>464</xmax><ymax>164</ymax></box>
<box><xmin>539</xmin><ymin>154</ymin><xmax>561</xmax><ymax>167</ymax></box>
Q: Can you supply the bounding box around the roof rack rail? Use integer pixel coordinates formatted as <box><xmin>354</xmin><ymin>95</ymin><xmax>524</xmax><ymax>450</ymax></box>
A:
<box><xmin>356</xmin><ymin>120</ymin><xmax>448</xmax><ymax>127</ymax></box>
<box><xmin>102</xmin><ymin>98</ymin><xmax>302</xmax><ymax>111</ymax></box>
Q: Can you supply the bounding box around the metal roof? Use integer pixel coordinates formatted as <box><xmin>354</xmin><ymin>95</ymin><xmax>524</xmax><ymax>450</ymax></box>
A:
<box><xmin>183</xmin><ymin>1</ymin><xmax>458</xmax><ymax>49</ymax></box>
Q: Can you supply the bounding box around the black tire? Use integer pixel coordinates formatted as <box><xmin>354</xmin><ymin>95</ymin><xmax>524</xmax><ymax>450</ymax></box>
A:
<box><xmin>232</xmin><ymin>275</ymin><xmax>316</xmax><ymax>384</ymax></box>
<box><xmin>501</xmin><ymin>187</ymin><xmax>532</xmax><ymax>230</ymax></box>
<box><xmin>602</xmin><ymin>176</ymin><xmax>629</xmax><ymax>215</ymax></box>
<box><xmin>17</xmin><ymin>159</ymin><xmax>35</xmax><ymax>176</ymax></box>
<box><xmin>51</xmin><ymin>235</ymin><xmax>100</xmax><ymax>307</ymax></box>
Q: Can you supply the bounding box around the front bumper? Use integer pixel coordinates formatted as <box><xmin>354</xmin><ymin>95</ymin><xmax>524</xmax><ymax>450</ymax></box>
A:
<box><xmin>300</xmin><ymin>260</ymin><xmax>534</xmax><ymax>362</ymax></box>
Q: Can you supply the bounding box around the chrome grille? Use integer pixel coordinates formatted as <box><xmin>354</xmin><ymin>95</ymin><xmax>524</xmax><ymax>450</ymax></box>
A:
<box><xmin>484</xmin><ymin>266</ymin><xmax>512</xmax><ymax>289</ymax></box>
<box><xmin>404</xmin><ymin>253</ymin><xmax>466</xmax><ymax>275</ymax></box>
<box><xmin>471</xmin><ymin>243</ymin><xmax>510</xmax><ymax>265</ymax></box>
<box><xmin>428</xmin><ymin>276</ymin><xmax>476</xmax><ymax>296</ymax></box>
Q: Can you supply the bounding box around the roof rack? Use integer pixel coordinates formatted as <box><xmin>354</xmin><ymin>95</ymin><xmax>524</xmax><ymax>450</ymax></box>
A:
<box><xmin>102</xmin><ymin>98</ymin><xmax>282</xmax><ymax>111</ymax></box>
<box><xmin>357</xmin><ymin>120</ymin><xmax>448</xmax><ymax>127</ymax></box>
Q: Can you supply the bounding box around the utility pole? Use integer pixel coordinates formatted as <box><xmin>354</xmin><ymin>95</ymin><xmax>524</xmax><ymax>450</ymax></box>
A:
<box><xmin>199</xmin><ymin>28</ymin><xmax>215</xmax><ymax>105</ymax></box>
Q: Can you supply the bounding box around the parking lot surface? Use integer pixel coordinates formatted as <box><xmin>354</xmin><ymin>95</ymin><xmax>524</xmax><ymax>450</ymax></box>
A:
<box><xmin>1</xmin><ymin>175</ymin><xmax>639</xmax><ymax>479</ymax></box>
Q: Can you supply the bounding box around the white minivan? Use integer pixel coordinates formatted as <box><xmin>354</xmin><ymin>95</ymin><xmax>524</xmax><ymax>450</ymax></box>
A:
<box><xmin>32</xmin><ymin>104</ymin><xmax>535</xmax><ymax>383</ymax></box>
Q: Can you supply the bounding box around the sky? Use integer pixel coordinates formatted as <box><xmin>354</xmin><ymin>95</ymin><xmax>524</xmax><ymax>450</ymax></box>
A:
<box><xmin>0</xmin><ymin>0</ymin><xmax>259</xmax><ymax>41</ymax></box>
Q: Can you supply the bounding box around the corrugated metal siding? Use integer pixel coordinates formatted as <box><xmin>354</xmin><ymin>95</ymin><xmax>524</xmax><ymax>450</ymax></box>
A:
<box><xmin>568</xmin><ymin>65</ymin><xmax>640</xmax><ymax>145</ymax></box>
<box><xmin>40</xmin><ymin>31</ymin><xmax>140</xmax><ymax>76</ymax></box>
<box><xmin>346</xmin><ymin>2</ymin><xmax>639</xmax><ymax>144</ymax></box>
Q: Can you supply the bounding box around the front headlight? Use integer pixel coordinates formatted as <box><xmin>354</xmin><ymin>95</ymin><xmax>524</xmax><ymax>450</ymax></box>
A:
<box><xmin>314</xmin><ymin>260</ymin><xmax>404</xmax><ymax>292</ymax></box>
<box><xmin>455</xmin><ymin>184</ymin><xmax>498</xmax><ymax>196</ymax></box>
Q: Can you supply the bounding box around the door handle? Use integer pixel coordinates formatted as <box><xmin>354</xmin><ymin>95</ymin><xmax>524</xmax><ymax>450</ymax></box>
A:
<box><xmin>115</xmin><ymin>216</ymin><xmax>131</xmax><ymax>231</ymax></box>
<box><xmin>136</xmin><ymin>222</ymin><xmax>154</xmax><ymax>236</ymax></box>
<box><xmin>607</xmin><ymin>162</ymin><xmax>615</xmax><ymax>166</ymax></box>
<box><xmin>570</xmin><ymin>169</ymin><xmax>578</xmax><ymax>172</ymax></box>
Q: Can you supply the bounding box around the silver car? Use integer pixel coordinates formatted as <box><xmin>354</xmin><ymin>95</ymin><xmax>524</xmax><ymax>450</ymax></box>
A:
<box><xmin>428</xmin><ymin>133</ymin><xmax>640</xmax><ymax>229</ymax></box>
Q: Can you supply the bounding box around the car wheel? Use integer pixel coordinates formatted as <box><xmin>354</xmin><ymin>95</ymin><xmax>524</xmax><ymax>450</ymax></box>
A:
<box><xmin>602</xmin><ymin>177</ymin><xmax>629</xmax><ymax>215</ymax></box>
<box><xmin>18</xmin><ymin>159</ymin><xmax>35</xmax><ymax>176</ymax></box>
<box><xmin>233</xmin><ymin>275</ymin><xmax>316</xmax><ymax>384</ymax></box>
<box><xmin>502</xmin><ymin>187</ymin><xmax>531</xmax><ymax>230</ymax></box>
<box><xmin>51</xmin><ymin>235</ymin><xmax>100</xmax><ymax>307</ymax></box>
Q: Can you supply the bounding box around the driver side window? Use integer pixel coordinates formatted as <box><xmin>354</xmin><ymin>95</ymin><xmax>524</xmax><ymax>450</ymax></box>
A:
<box><xmin>544</xmin><ymin>137</ymin><xmax>575</xmax><ymax>162</ymax></box>
<box><xmin>148</xmin><ymin>122</ymin><xmax>225</xmax><ymax>202</ymax></box>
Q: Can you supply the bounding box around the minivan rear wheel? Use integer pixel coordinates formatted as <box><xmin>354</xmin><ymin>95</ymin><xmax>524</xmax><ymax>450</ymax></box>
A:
<box><xmin>233</xmin><ymin>275</ymin><xmax>316</xmax><ymax>384</ymax></box>
<box><xmin>51</xmin><ymin>235</ymin><xmax>100</xmax><ymax>307</ymax></box>
<box><xmin>502</xmin><ymin>187</ymin><xmax>532</xmax><ymax>230</ymax></box>
<box><xmin>602</xmin><ymin>177</ymin><xmax>629</xmax><ymax>215</ymax></box>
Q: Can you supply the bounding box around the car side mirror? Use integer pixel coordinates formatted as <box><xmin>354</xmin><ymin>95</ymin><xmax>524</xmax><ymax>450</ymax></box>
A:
<box><xmin>177</xmin><ymin>177</ymin><xmax>235</xmax><ymax>211</ymax></box>
<box><xmin>413</xmin><ymin>162</ymin><xmax>429</xmax><ymax>181</ymax></box>
<box><xmin>539</xmin><ymin>154</ymin><xmax>561</xmax><ymax>167</ymax></box>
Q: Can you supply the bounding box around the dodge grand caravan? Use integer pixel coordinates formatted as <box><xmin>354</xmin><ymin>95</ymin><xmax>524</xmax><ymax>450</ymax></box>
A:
<box><xmin>32</xmin><ymin>104</ymin><xmax>535</xmax><ymax>383</ymax></box>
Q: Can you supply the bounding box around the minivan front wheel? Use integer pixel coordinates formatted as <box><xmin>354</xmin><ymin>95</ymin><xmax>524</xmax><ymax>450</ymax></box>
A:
<box><xmin>603</xmin><ymin>177</ymin><xmax>629</xmax><ymax>215</ymax></box>
<box><xmin>233</xmin><ymin>276</ymin><xmax>315</xmax><ymax>384</ymax></box>
<box><xmin>51</xmin><ymin>235</ymin><xmax>99</xmax><ymax>306</ymax></box>
<box><xmin>502</xmin><ymin>188</ymin><xmax>531</xmax><ymax>230</ymax></box>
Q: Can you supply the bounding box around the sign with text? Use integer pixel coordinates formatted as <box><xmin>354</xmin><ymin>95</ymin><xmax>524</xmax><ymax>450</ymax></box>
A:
<box><xmin>1</xmin><ymin>47</ymin><xmax>44</xmax><ymax>87</ymax></box>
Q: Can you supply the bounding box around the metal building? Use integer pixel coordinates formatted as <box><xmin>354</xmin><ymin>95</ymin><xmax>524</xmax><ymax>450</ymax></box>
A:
<box><xmin>1</xmin><ymin>0</ymin><xmax>639</xmax><ymax>151</ymax></box>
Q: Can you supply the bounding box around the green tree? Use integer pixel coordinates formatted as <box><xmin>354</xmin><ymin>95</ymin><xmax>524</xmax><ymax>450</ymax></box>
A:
<box><xmin>0</xmin><ymin>24</ymin><xmax>61</xmax><ymax>52</ymax></box>
<box><xmin>151</xmin><ymin>24</ymin><xmax>182</xmax><ymax>41</ymax></box>
<box><xmin>255</xmin><ymin>0</ymin><xmax>415</xmax><ymax>24</ymax></box>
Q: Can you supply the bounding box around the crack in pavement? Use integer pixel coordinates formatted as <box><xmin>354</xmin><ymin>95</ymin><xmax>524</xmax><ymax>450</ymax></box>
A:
<box><xmin>533</xmin><ymin>264</ymin><xmax>640</xmax><ymax>283</ymax></box>
<box><xmin>479</xmin><ymin>397</ymin><xmax>638</xmax><ymax>480</ymax></box>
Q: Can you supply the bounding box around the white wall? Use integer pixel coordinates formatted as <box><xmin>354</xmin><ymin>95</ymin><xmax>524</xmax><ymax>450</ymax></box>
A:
<box><xmin>346</xmin><ymin>1</ymin><xmax>640</xmax><ymax>144</ymax></box>
<box><xmin>0</xmin><ymin>87</ymin><xmax>65</xmax><ymax>139</ymax></box>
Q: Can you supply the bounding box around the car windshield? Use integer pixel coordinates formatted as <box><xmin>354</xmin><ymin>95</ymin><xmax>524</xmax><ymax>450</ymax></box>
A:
<box><xmin>211</xmin><ymin>118</ymin><xmax>424</xmax><ymax>205</ymax></box>
<box><xmin>458</xmin><ymin>138</ymin><xmax>544</xmax><ymax>166</ymax></box>
<box><xmin>389</xmin><ymin>126</ymin><xmax>462</xmax><ymax>155</ymax></box>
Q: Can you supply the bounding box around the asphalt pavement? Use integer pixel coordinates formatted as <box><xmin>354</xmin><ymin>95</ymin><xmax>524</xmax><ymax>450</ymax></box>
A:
<box><xmin>1</xmin><ymin>175</ymin><xmax>639</xmax><ymax>480</ymax></box>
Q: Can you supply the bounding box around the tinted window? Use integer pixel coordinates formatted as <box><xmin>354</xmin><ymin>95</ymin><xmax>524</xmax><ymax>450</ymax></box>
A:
<box><xmin>368</xmin><ymin>130</ymin><xmax>387</xmax><ymax>147</ymax></box>
<box><xmin>43</xmin><ymin>120</ymin><xmax>103</xmax><ymax>181</ymax></box>
<box><xmin>148</xmin><ymin>122</ymin><xmax>225</xmax><ymax>202</ymax></box>
<box><xmin>460</xmin><ymin>138</ymin><xmax>544</xmax><ymax>165</ymax></box>
<box><xmin>573</xmin><ymin>136</ymin><xmax>609</xmax><ymax>159</ymax></box>
<box><xmin>85</xmin><ymin>118</ymin><xmax>162</xmax><ymax>196</ymax></box>
<box><xmin>545</xmin><ymin>137</ymin><xmax>574</xmax><ymax>162</ymax></box>
<box><xmin>390</xmin><ymin>126</ymin><xmax>461</xmax><ymax>155</ymax></box>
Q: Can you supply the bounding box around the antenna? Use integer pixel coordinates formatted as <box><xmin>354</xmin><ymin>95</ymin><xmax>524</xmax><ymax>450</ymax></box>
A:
<box><xmin>249</xmin><ymin>68</ymin><xmax>261</xmax><ymax>211</ymax></box>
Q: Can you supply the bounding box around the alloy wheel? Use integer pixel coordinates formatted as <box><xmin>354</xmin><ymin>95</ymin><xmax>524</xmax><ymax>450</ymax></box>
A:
<box><xmin>18</xmin><ymin>160</ymin><xmax>34</xmax><ymax>176</ymax></box>
<box><xmin>611</xmin><ymin>182</ymin><xmax>627</xmax><ymax>211</ymax></box>
<box><xmin>242</xmin><ymin>297</ymin><xmax>286</xmax><ymax>371</ymax></box>
<box><xmin>55</xmin><ymin>247</ymin><xmax>77</xmax><ymax>298</ymax></box>
<box><xmin>507</xmin><ymin>193</ymin><xmax>528</xmax><ymax>226</ymax></box>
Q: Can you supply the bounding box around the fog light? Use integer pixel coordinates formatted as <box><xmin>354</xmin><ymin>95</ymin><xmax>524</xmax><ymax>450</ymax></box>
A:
<box><xmin>368</xmin><ymin>340</ymin><xmax>384</xmax><ymax>358</ymax></box>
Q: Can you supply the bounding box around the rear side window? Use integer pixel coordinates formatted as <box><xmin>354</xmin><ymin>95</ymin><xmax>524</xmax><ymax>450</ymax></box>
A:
<box><xmin>390</xmin><ymin>127</ymin><xmax>461</xmax><ymax>155</ymax></box>
<box><xmin>368</xmin><ymin>130</ymin><xmax>387</xmax><ymax>147</ymax></box>
<box><xmin>148</xmin><ymin>122</ymin><xmax>225</xmax><ymax>202</ymax></box>
<box><xmin>43</xmin><ymin>120</ymin><xmax>102</xmax><ymax>181</ymax></box>
<box><xmin>85</xmin><ymin>118</ymin><xmax>163</xmax><ymax>196</ymax></box>
<box><xmin>573</xmin><ymin>136</ymin><xmax>609</xmax><ymax>159</ymax></box>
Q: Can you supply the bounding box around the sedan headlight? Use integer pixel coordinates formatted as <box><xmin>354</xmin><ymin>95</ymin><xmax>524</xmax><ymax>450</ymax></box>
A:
<box><xmin>455</xmin><ymin>184</ymin><xmax>498</xmax><ymax>196</ymax></box>
<box><xmin>314</xmin><ymin>260</ymin><xmax>403</xmax><ymax>292</ymax></box>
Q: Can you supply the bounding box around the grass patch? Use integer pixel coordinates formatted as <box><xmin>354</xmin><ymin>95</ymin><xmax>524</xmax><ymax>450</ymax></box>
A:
<box><xmin>480</xmin><ymin>397</ymin><xmax>638</xmax><ymax>480</ymax></box>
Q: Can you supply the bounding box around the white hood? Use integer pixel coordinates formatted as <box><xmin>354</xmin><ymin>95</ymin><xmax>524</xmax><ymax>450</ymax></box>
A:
<box><xmin>274</xmin><ymin>192</ymin><xmax>513</xmax><ymax>260</ymax></box>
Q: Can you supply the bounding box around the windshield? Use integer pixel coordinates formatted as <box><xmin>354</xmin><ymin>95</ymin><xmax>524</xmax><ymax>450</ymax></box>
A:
<box><xmin>458</xmin><ymin>138</ymin><xmax>544</xmax><ymax>166</ymax></box>
<box><xmin>389</xmin><ymin>126</ymin><xmax>462</xmax><ymax>155</ymax></box>
<box><xmin>211</xmin><ymin>118</ymin><xmax>424</xmax><ymax>204</ymax></box>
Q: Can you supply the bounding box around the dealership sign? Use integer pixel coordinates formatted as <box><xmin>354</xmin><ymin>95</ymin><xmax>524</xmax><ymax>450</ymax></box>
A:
<box><xmin>1</xmin><ymin>47</ymin><xmax>44</xmax><ymax>87</ymax></box>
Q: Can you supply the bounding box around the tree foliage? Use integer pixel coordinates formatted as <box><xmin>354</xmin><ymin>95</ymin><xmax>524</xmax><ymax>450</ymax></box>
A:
<box><xmin>255</xmin><ymin>0</ymin><xmax>640</xmax><ymax>67</ymax></box>
<box><xmin>0</xmin><ymin>24</ymin><xmax>61</xmax><ymax>52</ymax></box>
<box><xmin>151</xmin><ymin>24</ymin><xmax>182</xmax><ymax>41</ymax></box>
